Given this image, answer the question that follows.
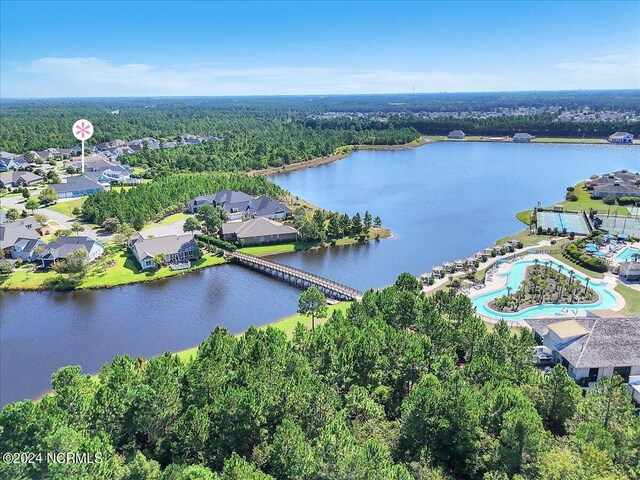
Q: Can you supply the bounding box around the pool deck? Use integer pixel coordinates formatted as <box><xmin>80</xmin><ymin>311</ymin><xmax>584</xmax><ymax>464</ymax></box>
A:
<box><xmin>466</xmin><ymin>252</ymin><xmax>625</xmax><ymax>322</ymax></box>
<box><xmin>422</xmin><ymin>238</ymin><xmax>628</xmax><ymax>326</ymax></box>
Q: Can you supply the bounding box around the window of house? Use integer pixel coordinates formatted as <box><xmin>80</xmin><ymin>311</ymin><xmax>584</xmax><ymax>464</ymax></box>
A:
<box><xmin>613</xmin><ymin>366</ymin><xmax>631</xmax><ymax>382</ymax></box>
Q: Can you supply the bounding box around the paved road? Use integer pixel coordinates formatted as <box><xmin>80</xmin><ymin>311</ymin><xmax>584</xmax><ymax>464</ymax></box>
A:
<box><xmin>1</xmin><ymin>195</ymin><xmax>108</xmax><ymax>240</ymax></box>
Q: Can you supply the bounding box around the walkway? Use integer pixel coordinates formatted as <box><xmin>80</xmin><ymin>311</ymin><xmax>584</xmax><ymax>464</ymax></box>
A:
<box><xmin>228</xmin><ymin>250</ymin><xmax>363</xmax><ymax>301</ymax></box>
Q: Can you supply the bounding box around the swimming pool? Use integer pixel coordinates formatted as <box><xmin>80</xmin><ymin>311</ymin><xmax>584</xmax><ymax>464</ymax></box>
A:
<box><xmin>616</xmin><ymin>247</ymin><xmax>640</xmax><ymax>262</ymax></box>
<box><xmin>472</xmin><ymin>259</ymin><xmax>617</xmax><ymax>321</ymax></box>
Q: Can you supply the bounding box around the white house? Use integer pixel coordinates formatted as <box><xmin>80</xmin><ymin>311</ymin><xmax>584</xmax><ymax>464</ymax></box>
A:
<box><xmin>447</xmin><ymin>130</ymin><xmax>466</xmax><ymax>139</ymax></box>
<box><xmin>608</xmin><ymin>132</ymin><xmax>634</xmax><ymax>144</ymax></box>
<box><xmin>129</xmin><ymin>233</ymin><xmax>200</xmax><ymax>270</ymax></box>
<box><xmin>513</xmin><ymin>133</ymin><xmax>534</xmax><ymax>142</ymax></box>
<box><xmin>526</xmin><ymin>317</ymin><xmax>640</xmax><ymax>385</ymax></box>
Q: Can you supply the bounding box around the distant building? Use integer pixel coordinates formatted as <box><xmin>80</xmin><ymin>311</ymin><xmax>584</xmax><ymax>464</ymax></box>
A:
<box><xmin>447</xmin><ymin>130</ymin><xmax>466</xmax><ymax>139</ymax></box>
<box><xmin>620</xmin><ymin>262</ymin><xmax>640</xmax><ymax>281</ymax></box>
<box><xmin>0</xmin><ymin>157</ymin><xmax>29</xmax><ymax>172</ymax></box>
<box><xmin>221</xmin><ymin>217</ymin><xmax>298</xmax><ymax>245</ymax></box>
<box><xmin>608</xmin><ymin>132</ymin><xmax>634</xmax><ymax>144</ymax></box>
<box><xmin>50</xmin><ymin>175</ymin><xmax>106</xmax><ymax>199</ymax></box>
<box><xmin>40</xmin><ymin>236</ymin><xmax>104</xmax><ymax>267</ymax></box>
<box><xmin>526</xmin><ymin>317</ymin><xmax>640</xmax><ymax>384</ymax></box>
<box><xmin>513</xmin><ymin>133</ymin><xmax>534</xmax><ymax>142</ymax></box>
<box><xmin>129</xmin><ymin>233</ymin><xmax>200</xmax><ymax>270</ymax></box>
<box><xmin>0</xmin><ymin>171</ymin><xmax>43</xmax><ymax>188</ymax></box>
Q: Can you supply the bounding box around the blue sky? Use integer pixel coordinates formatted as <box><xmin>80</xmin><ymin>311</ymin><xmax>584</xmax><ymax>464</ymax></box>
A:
<box><xmin>1</xmin><ymin>1</ymin><xmax>639</xmax><ymax>97</ymax></box>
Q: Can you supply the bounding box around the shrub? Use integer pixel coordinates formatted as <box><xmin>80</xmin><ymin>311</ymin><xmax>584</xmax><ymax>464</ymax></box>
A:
<box><xmin>565</xmin><ymin>193</ymin><xmax>578</xmax><ymax>202</ymax></box>
<box><xmin>617</xmin><ymin>196</ymin><xmax>640</xmax><ymax>206</ymax></box>
<box><xmin>602</xmin><ymin>196</ymin><xmax>616</xmax><ymax>205</ymax></box>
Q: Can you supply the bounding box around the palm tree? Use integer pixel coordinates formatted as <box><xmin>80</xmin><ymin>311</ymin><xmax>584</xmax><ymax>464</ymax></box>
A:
<box><xmin>584</xmin><ymin>278</ymin><xmax>590</xmax><ymax>294</ymax></box>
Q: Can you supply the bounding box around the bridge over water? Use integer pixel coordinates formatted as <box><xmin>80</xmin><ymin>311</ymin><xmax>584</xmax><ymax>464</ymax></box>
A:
<box><xmin>227</xmin><ymin>251</ymin><xmax>363</xmax><ymax>301</ymax></box>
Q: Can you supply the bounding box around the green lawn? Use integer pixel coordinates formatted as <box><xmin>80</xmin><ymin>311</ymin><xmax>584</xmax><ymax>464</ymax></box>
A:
<box><xmin>0</xmin><ymin>248</ymin><xmax>226</xmax><ymax>291</ymax></box>
<box><xmin>615</xmin><ymin>284</ymin><xmax>640</xmax><ymax>315</ymax></box>
<box><xmin>546</xmin><ymin>250</ymin><xmax>605</xmax><ymax>279</ymax></box>
<box><xmin>174</xmin><ymin>302</ymin><xmax>352</xmax><ymax>362</ymax></box>
<box><xmin>516</xmin><ymin>210</ymin><xmax>532</xmax><ymax>225</ymax></box>
<box><xmin>553</xmin><ymin>182</ymin><xmax>628</xmax><ymax>215</ymax></box>
<box><xmin>46</xmin><ymin>197</ymin><xmax>86</xmax><ymax>216</ymax></box>
<box><xmin>142</xmin><ymin>212</ymin><xmax>191</xmax><ymax>230</ymax></box>
<box><xmin>238</xmin><ymin>242</ymin><xmax>313</xmax><ymax>256</ymax></box>
<box><xmin>425</xmin><ymin>136</ymin><xmax>608</xmax><ymax>144</ymax></box>
<box><xmin>496</xmin><ymin>228</ymin><xmax>549</xmax><ymax>248</ymax></box>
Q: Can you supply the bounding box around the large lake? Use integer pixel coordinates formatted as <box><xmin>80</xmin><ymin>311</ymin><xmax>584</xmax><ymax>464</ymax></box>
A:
<box><xmin>1</xmin><ymin>142</ymin><xmax>638</xmax><ymax>406</ymax></box>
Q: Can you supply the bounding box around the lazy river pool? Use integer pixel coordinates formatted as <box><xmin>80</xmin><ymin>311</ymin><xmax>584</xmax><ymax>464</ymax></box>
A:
<box><xmin>472</xmin><ymin>259</ymin><xmax>617</xmax><ymax>321</ymax></box>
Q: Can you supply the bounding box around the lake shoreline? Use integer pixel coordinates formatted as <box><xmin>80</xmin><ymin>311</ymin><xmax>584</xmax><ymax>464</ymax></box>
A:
<box><xmin>249</xmin><ymin>136</ymin><xmax>430</xmax><ymax>177</ymax></box>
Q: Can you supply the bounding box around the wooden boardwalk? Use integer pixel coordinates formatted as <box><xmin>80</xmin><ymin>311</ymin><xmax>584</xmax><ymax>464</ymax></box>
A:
<box><xmin>228</xmin><ymin>251</ymin><xmax>363</xmax><ymax>301</ymax></box>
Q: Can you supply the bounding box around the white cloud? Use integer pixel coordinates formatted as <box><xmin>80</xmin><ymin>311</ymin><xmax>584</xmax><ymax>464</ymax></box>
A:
<box><xmin>6</xmin><ymin>57</ymin><xmax>507</xmax><ymax>97</ymax></box>
<box><xmin>553</xmin><ymin>54</ymin><xmax>640</xmax><ymax>86</ymax></box>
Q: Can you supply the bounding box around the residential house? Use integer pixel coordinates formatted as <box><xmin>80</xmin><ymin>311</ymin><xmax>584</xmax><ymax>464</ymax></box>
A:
<box><xmin>0</xmin><ymin>171</ymin><xmax>43</xmax><ymax>189</ymax></box>
<box><xmin>11</xmin><ymin>238</ymin><xmax>45</xmax><ymax>262</ymax></box>
<box><xmin>40</xmin><ymin>236</ymin><xmax>104</xmax><ymax>267</ymax></box>
<box><xmin>0</xmin><ymin>217</ymin><xmax>42</xmax><ymax>251</ymax></box>
<box><xmin>513</xmin><ymin>132</ymin><xmax>534</xmax><ymax>142</ymax></box>
<box><xmin>526</xmin><ymin>317</ymin><xmax>640</xmax><ymax>384</ymax></box>
<box><xmin>129</xmin><ymin>137</ymin><xmax>160</xmax><ymax>150</ymax></box>
<box><xmin>608</xmin><ymin>132</ymin><xmax>634</xmax><ymax>144</ymax></box>
<box><xmin>619</xmin><ymin>261</ymin><xmax>640</xmax><ymax>281</ymax></box>
<box><xmin>86</xmin><ymin>167</ymin><xmax>141</xmax><ymax>186</ymax></box>
<box><xmin>0</xmin><ymin>151</ymin><xmax>16</xmax><ymax>160</ymax></box>
<box><xmin>186</xmin><ymin>190</ymin><xmax>253</xmax><ymax>217</ymax></box>
<box><xmin>221</xmin><ymin>217</ymin><xmax>298</xmax><ymax>245</ymax></box>
<box><xmin>0</xmin><ymin>156</ymin><xmax>29</xmax><ymax>171</ymax></box>
<box><xmin>129</xmin><ymin>232</ymin><xmax>200</xmax><ymax>270</ymax></box>
<box><xmin>247</xmin><ymin>195</ymin><xmax>291</xmax><ymax>220</ymax></box>
<box><xmin>51</xmin><ymin>175</ymin><xmax>106</xmax><ymax>199</ymax></box>
<box><xmin>447</xmin><ymin>130</ymin><xmax>466</xmax><ymax>139</ymax></box>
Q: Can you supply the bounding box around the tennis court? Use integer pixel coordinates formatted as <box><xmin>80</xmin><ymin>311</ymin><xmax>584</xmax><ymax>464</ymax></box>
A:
<box><xmin>596</xmin><ymin>214</ymin><xmax>640</xmax><ymax>237</ymax></box>
<box><xmin>537</xmin><ymin>211</ymin><xmax>590</xmax><ymax>235</ymax></box>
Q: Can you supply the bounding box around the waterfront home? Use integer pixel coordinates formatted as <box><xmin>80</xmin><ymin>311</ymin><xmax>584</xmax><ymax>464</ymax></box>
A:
<box><xmin>432</xmin><ymin>265</ymin><xmax>444</xmax><ymax>278</ymax></box>
<box><xmin>619</xmin><ymin>261</ymin><xmax>640</xmax><ymax>281</ymax></box>
<box><xmin>129</xmin><ymin>232</ymin><xmax>200</xmax><ymax>270</ymax></box>
<box><xmin>608</xmin><ymin>132</ymin><xmax>634</xmax><ymax>144</ymax></box>
<box><xmin>454</xmin><ymin>259</ymin><xmax>464</xmax><ymax>270</ymax></box>
<box><xmin>221</xmin><ymin>217</ymin><xmax>298</xmax><ymax>245</ymax></box>
<box><xmin>443</xmin><ymin>261</ymin><xmax>453</xmax><ymax>273</ymax></box>
<box><xmin>447</xmin><ymin>130</ymin><xmax>466</xmax><ymax>139</ymax></box>
<box><xmin>51</xmin><ymin>175</ymin><xmax>106</xmax><ymax>199</ymax></box>
<box><xmin>526</xmin><ymin>317</ymin><xmax>640</xmax><ymax>384</ymax></box>
<box><xmin>187</xmin><ymin>190</ymin><xmax>253</xmax><ymax>216</ymax></box>
<box><xmin>0</xmin><ymin>171</ymin><xmax>43</xmax><ymax>189</ymax></box>
<box><xmin>513</xmin><ymin>132</ymin><xmax>534</xmax><ymax>142</ymax></box>
<box><xmin>11</xmin><ymin>238</ymin><xmax>45</xmax><ymax>262</ymax></box>
<box><xmin>248</xmin><ymin>195</ymin><xmax>291</xmax><ymax>220</ymax></box>
<box><xmin>39</xmin><ymin>236</ymin><xmax>104</xmax><ymax>267</ymax></box>
<box><xmin>0</xmin><ymin>217</ymin><xmax>41</xmax><ymax>251</ymax></box>
<box><xmin>590</xmin><ymin>169</ymin><xmax>640</xmax><ymax>198</ymax></box>
<box><xmin>483</xmin><ymin>247</ymin><xmax>494</xmax><ymax>256</ymax></box>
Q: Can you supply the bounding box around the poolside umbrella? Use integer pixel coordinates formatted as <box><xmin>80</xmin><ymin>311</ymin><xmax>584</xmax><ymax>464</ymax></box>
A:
<box><xmin>584</xmin><ymin>245</ymin><xmax>598</xmax><ymax>252</ymax></box>
<box><xmin>585</xmin><ymin>243</ymin><xmax>598</xmax><ymax>249</ymax></box>
<box><xmin>604</xmin><ymin>234</ymin><xmax>616</xmax><ymax>240</ymax></box>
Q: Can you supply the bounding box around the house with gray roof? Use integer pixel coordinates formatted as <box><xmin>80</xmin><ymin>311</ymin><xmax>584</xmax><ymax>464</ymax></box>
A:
<box><xmin>129</xmin><ymin>232</ymin><xmax>200</xmax><ymax>270</ymax></box>
<box><xmin>221</xmin><ymin>217</ymin><xmax>298</xmax><ymax>245</ymax></box>
<box><xmin>447</xmin><ymin>130</ymin><xmax>466</xmax><ymax>139</ymax></box>
<box><xmin>186</xmin><ymin>190</ymin><xmax>254</xmax><ymax>217</ymax></box>
<box><xmin>50</xmin><ymin>175</ymin><xmax>106</xmax><ymax>199</ymax></box>
<box><xmin>0</xmin><ymin>217</ymin><xmax>41</xmax><ymax>251</ymax></box>
<box><xmin>608</xmin><ymin>132</ymin><xmax>634</xmax><ymax>144</ymax></box>
<box><xmin>248</xmin><ymin>195</ymin><xmax>291</xmax><ymax>220</ymax></box>
<box><xmin>11</xmin><ymin>238</ymin><xmax>45</xmax><ymax>262</ymax></box>
<box><xmin>590</xmin><ymin>170</ymin><xmax>640</xmax><ymax>198</ymax></box>
<box><xmin>513</xmin><ymin>132</ymin><xmax>534</xmax><ymax>142</ymax></box>
<box><xmin>0</xmin><ymin>171</ymin><xmax>43</xmax><ymax>189</ymax></box>
<box><xmin>526</xmin><ymin>317</ymin><xmax>640</xmax><ymax>384</ymax></box>
<box><xmin>0</xmin><ymin>151</ymin><xmax>17</xmax><ymax>160</ymax></box>
<box><xmin>0</xmin><ymin>157</ymin><xmax>29</xmax><ymax>172</ymax></box>
<box><xmin>40</xmin><ymin>236</ymin><xmax>104</xmax><ymax>268</ymax></box>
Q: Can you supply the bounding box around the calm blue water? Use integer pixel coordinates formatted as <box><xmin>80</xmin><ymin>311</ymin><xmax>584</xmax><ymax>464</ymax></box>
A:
<box><xmin>1</xmin><ymin>142</ymin><xmax>638</xmax><ymax>406</ymax></box>
<box><xmin>270</xmin><ymin>142</ymin><xmax>639</xmax><ymax>289</ymax></box>
<box><xmin>472</xmin><ymin>259</ymin><xmax>617</xmax><ymax>320</ymax></box>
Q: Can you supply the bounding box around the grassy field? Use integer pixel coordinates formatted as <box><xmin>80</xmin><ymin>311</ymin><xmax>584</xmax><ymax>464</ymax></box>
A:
<box><xmin>553</xmin><ymin>182</ymin><xmax>629</xmax><ymax>215</ymax></box>
<box><xmin>142</xmin><ymin>212</ymin><xmax>191</xmax><ymax>230</ymax></box>
<box><xmin>45</xmin><ymin>197</ymin><xmax>86</xmax><ymax>216</ymax></box>
<box><xmin>496</xmin><ymin>229</ymin><xmax>549</xmax><ymax>248</ymax></box>
<box><xmin>425</xmin><ymin>136</ymin><xmax>609</xmax><ymax>144</ymax></box>
<box><xmin>516</xmin><ymin>210</ymin><xmax>532</xmax><ymax>225</ymax></box>
<box><xmin>615</xmin><ymin>284</ymin><xmax>640</xmax><ymax>315</ymax></box>
<box><xmin>0</xmin><ymin>248</ymin><xmax>227</xmax><ymax>291</ymax></box>
<box><xmin>175</xmin><ymin>301</ymin><xmax>352</xmax><ymax>362</ymax></box>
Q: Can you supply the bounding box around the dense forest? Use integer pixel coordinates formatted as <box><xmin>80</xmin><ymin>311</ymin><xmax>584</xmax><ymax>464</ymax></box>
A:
<box><xmin>2</xmin><ymin>91</ymin><xmax>639</xmax><ymax>154</ymax></box>
<box><xmin>81</xmin><ymin>173</ymin><xmax>286</xmax><ymax>229</ymax></box>
<box><xmin>1</xmin><ymin>283</ymin><xmax>638</xmax><ymax>480</ymax></box>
